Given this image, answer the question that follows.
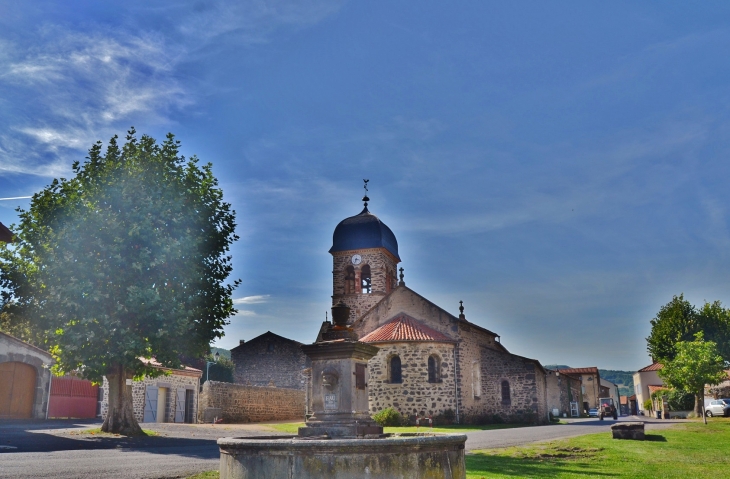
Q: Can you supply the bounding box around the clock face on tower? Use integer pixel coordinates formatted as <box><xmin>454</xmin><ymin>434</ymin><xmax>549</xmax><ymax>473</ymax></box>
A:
<box><xmin>351</xmin><ymin>254</ymin><xmax>362</xmax><ymax>265</ymax></box>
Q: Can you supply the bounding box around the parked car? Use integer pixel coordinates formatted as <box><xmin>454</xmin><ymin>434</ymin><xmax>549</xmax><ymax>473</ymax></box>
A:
<box><xmin>588</xmin><ymin>408</ymin><xmax>598</xmax><ymax>418</ymax></box>
<box><xmin>705</xmin><ymin>399</ymin><xmax>730</xmax><ymax>417</ymax></box>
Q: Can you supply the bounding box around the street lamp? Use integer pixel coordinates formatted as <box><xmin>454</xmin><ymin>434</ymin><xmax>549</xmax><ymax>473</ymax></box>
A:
<box><xmin>206</xmin><ymin>351</ymin><xmax>220</xmax><ymax>383</ymax></box>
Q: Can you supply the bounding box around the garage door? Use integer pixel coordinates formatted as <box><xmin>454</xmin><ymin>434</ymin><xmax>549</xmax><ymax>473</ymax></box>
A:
<box><xmin>0</xmin><ymin>362</ymin><xmax>37</xmax><ymax>419</ymax></box>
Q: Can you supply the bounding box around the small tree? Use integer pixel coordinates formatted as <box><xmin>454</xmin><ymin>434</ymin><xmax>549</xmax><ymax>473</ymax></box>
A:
<box><xmin>658</xmin><ymin>332</ymin><xmax>727</xmax><ymax>424</ymax></box>
<box><xmin>0</xmin><ymin>130</ymin><xmax>238</xmax><ymax>435</ymax></box>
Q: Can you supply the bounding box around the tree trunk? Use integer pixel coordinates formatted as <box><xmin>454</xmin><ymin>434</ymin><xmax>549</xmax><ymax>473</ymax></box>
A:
<box><xmin>102</xmin><ymin>365</ymin><xmax>144</xmax><ymax>436</ymax></box>
<box><xmin>695</xmin><ymin>391</ymin><xmax>707</xmax><ymax>425</ymax></box>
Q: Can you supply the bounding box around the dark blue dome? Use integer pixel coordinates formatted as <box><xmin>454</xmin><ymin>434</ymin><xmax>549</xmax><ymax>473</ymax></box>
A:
<box><xmin>329</xmin><ymin>206</ymin><xmax>400</xmax><ymax>260</ymax></box>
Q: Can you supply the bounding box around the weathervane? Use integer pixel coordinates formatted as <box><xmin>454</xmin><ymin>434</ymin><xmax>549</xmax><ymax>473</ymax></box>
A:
<box><xmin>362</xmin><ymin>179</ymin><xmax>370</xmax><ymax>207</ymax></box>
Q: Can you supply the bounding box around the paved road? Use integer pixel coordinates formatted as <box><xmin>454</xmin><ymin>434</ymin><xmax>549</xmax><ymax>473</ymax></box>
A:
<box><xmin>465</xmin><ymin>416</ymin><xmax>680</xmax><ymax>450</ymax></box>
<box><xmin>0</xmin><ymin>417</ymin><xmax>682</xmax><ymax>478</ymax></box>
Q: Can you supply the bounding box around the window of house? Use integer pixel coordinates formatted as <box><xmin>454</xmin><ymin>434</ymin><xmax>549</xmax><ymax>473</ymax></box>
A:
<box><xmin>428</xmin><ymin>355</ymin><xmax>440</xmax><ymax>383</ymax></box>
<box><xmin>390</xmin><ymin>355</ymin><xmax>402</xmax><ymax>383</ymax></box>
<box><xmin>501</xmin><ymin>380</ymin><xmax>511</xmax><ymax>403</ymax></box>
<box><xmin>472</xmin><ymin>362</ymin><xmax>481</xmax><ymax>398</ymax></box>
<box><xmin>345</xmin><ymin>266</ymin><xmax>356</xmax><ymax>294</ymax></box>
<box><xmin>361</xmin><ymin>264</ymin><xmax>372</xmax><ymax>294</ymax></box>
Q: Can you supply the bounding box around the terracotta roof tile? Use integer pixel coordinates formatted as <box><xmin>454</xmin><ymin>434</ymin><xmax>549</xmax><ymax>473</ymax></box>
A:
<box><xmin>139</xmin><ymin>357</ymin><xmax>202</xmax><ymax>375</ymax></box>
<box><xmin>556</xmin><ymin>367</ymin><xmax>599</xmax><ymax>375</ymax></box>
<box><xmin>360</xmin><ymin>314</ymin><xmax>454</xmax><ymax>343</ymax></box>
<box><xmin>638</xmin><ymin>362</ymin><xmax>663</xmax><ymax>372</ymax></box>
<box><xmin>647</xmin><ymin>385</ymin><xmax>667</xmax><ymax>394</ymax></box>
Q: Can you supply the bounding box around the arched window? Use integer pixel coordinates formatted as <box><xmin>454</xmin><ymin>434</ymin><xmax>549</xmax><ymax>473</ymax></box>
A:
<box><xmin>501</xmin><ymin>380</ymin><xmax>511</xmax><ymax>403</ymax></box>
<box><xmin>472</xmin><ymin>362</ymin><xmax>481</xmax><ymax>398</ymax></box>
<box><xmin>428</xmin><ymin>355</ymin><xmax>440</xmax><ymax>383</ymax></box>
<box><xmin>361</xmin><ymin>264</ymin><xmax>372</xmax><ymax>294</ymax></box>
<box><xmin>390</xmin><ymin>355</ymin><xmax>402</xmax><ymax>383</ymax></box>
<box><xmin>344</xmin><ymin>266</ymin><xmax>356</xmax><ymax>294</ymax></box>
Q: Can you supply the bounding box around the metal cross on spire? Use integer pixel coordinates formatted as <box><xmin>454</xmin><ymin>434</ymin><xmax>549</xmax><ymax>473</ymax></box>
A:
<box><xmin>362</xmin><ymin>179</ymin><xmax>370</xmax><ymax>207</ymax></box>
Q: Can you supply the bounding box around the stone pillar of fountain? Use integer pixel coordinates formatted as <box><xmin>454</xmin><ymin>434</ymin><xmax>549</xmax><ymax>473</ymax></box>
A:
<box><xmin>298</xmin><ymin>302</ymin><xmax>383</xmax><ymax>438</ymax></box>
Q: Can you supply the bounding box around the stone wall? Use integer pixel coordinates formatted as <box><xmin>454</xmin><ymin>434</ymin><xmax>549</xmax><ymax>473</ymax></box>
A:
<box><xmin>198</xmin><ymin>380</ymin><xmax>305</xmax><ymax>423</ymax></box>
<box><xmin>367</xmin><ymin>342</ymin><xmax>457</xmax><ymax>417</ymax></box>
<box><xmin>454</xmin><ymin>321</ymin><xmax>512</xmax><ymax>417</ymax></box>
<box><xmin>469</xmin><ymin>347</ymin><xmax>547</xmax><ymax>424</ymax></box>
<box><xmin>332</xmin><ymin>248</ymin><xmax>398</xmax><ymax>322</ymax></box>
<box><xmin>546</xmin><ymin>371</ymin><xmax>582</xmax><ymax>418</ymax></box>
<box><xmin>0</xmin><ymin>332</ymin><xmax>54</xmax><ymax>419</ymax></box>
<box><xmin>231</xmin><ymin>332</ymin><xmax>310</xmax><ymax>390</ymax></box>
<box><xmin>100</xmin><ymin>370</ymin><xmax>200</xmax><ymax>423</ymax></box>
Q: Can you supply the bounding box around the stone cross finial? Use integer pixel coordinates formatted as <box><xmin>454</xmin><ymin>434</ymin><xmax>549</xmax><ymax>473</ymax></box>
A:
<box><xmin>399</xmin><ymin>267</ymin><xmax>405</xmax><ymax>286</ymax></box>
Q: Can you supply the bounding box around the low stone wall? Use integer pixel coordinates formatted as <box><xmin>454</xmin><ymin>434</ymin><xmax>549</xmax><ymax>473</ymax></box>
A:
<box><xmin>199</xmin><ymin>381</ymin><xmax>305</xmax><ymax>423</ymax></box>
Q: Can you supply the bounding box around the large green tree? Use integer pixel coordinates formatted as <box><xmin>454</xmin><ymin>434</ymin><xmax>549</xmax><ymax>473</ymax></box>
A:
<box><xmin>0</xmin><ymin>129</ymin><xmax>238</xmax><ymax>435</ymax></box>
<box><xmin>658</xmin><ymin>332</ymin><xmax>727</xmax><ymax>423</ymax></box>
<box><xmin>646</xmin><ymin>295</ymin><xmax>730</xmax><ymax>363</ymax></box>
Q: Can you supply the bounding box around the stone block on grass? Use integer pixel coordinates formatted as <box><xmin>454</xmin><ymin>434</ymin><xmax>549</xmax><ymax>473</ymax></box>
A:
<box><xmin>611</xmin><ymin>422</ymin><xmax>644</xmax><ymax>440</ymax></box>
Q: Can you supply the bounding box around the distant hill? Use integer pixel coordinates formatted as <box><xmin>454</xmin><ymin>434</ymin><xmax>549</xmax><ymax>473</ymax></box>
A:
<box><xmin>211</xmin><ymin>347</ymin><xmax>231</xmax><ymax>359</ymax></box>
<box><xmin>544</xmin><ymin>365</ymin><xmax>635</xmax><ymax>397</ymax></box>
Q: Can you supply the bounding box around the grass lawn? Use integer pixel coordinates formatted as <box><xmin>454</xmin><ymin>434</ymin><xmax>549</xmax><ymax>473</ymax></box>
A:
<box><xmin>466</xmin><ymin>418</ymin><xmax>730</xmax><ymax>478</ymax></box>
<box><xmin>267</xmin><ymin>422</ymin><xmax>528</xmax><ymax>434</ymax></box>
<box><xmin>189</xmin><ymin>419</ymin><xmax>730</xmax><ymax>478</ymax></box>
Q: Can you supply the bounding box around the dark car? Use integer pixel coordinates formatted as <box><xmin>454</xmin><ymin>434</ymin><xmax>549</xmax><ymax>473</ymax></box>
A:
<box><xmin>705</xmin><ymin>399</ymin><xmax>730</xmax><ymax>417</ymax></box>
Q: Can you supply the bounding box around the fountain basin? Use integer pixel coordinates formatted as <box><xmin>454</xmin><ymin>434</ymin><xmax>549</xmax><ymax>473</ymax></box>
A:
<box><xmin>218</xmin><ymin>433</ymin><xmax>466</xmax><ymax>479</ymax></box>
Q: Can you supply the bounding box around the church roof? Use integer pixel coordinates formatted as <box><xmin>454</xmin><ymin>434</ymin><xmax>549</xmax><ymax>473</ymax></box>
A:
<box><xmin>329</xmin><ymin>206</ymin><xmax>400</xmax><ymax>260</ymax></box>
<box><xmin>360</xmin><ymin>313</ymin><xmax>454</xmax><ymax>343</ymax></box>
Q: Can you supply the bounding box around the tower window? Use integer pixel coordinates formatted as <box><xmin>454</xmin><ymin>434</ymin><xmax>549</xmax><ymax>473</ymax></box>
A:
<box><xmin>361</xmin><ymin>264</ymin><xmax>371</xmax><ymax>294</ymax></box>
<box><xmin>428</xmin><ymin>355</ymin><xmax>440</xmax><ymax>383</ymax></box>
<box><xmin>501</xmin><ymin>380</ymin><xmax>511</xmax><ymax>403</ymax></box>
<box><xmin>345</xmin><ymin>266</ymin><xmax>356</xmax><ymax>294</ymax></box>
<box><xmin>389</xmin><ymin>355</ymin><xmax>402</xmax><ymax>383</ymax></box>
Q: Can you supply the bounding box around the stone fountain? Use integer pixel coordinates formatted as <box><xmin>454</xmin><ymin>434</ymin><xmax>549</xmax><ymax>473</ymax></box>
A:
<box><xmin>217</xmin><ymin>303</ymin><xmax>466</xmax><ymax>479</ymax></box>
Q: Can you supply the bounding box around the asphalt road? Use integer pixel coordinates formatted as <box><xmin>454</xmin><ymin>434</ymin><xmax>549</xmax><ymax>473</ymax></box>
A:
<box><xmin>0</xmin><ymin>417</ymin><xmax>682</xmax><ymax>479</ymax></box>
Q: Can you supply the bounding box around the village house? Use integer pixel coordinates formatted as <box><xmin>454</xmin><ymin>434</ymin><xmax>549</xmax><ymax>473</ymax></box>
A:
<box><xmin>100</xmin><ymin>358</ymin><xmax>202</xmax><ymax>423</ymax></box>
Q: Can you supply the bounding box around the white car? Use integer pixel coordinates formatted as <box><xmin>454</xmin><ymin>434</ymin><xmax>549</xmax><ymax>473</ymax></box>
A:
<box><xmin>705</xmin><ymin>399</ymin><xmax>730</xmax><ymax>417</ymax></box>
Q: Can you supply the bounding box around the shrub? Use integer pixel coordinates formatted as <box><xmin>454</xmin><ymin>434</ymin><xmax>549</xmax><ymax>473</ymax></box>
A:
<box><xmin>643</xmin><ymin>399</ymin><xmax>653</xmax><ymax>411</ymax></box>
<box><xmin>373</xmin><ymin>407</ymin><xmax>402</xmax><ymax>427</ymax></box>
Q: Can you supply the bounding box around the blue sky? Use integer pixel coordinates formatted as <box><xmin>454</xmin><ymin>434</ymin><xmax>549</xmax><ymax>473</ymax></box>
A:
<box><xmin>2</xmin><ymin>1</ymin><xmax>730</xmax><ymax>371</ymax></box>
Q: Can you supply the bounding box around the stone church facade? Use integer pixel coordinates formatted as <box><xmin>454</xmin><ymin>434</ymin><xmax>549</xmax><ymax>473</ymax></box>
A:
<box><xmin>327</xmin><ymin>200</ymin><xmax>548</xmax><ymax>424</ymax></box>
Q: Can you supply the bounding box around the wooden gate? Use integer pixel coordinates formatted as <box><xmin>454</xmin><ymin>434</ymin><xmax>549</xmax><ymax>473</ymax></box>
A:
<box><xmin>48</xmin><ymin>376</ymin><xmax>99</xmax><ymax>419</ymax></box>
<box><xmin>0</xmin><ymin>362</ymin><xmax>37</xmax><ymax>419</ymax></box>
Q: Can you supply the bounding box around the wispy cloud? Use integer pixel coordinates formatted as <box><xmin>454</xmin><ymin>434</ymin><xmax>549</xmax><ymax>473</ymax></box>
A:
<box><xmin>233</xmin><ymin>295</ymin><xmax>271</xmax><ymax>305</ymax></box>
<box><xmin>0</xmin><ymin>28</ymin><xmax>189</xmax><ymax>178</ymax></box>
<box><xmin>0</xmin><ymin>196</ymin><xmax>32</xmax><ymax>201</ymax></box>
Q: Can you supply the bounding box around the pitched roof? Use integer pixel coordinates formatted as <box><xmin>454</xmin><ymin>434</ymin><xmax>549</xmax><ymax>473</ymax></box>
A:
<box><xmin>556</xmin><ymin>367</ymin><xmax>599</xmax><ymax>376</ymax></box>
<box><xmin>360</xmin><ymin>314</ymin><xmax>455</xmax><ymax>343</ymax></box>
<box><xmin>0</xmin><ymin>331</ymin><xmax>53</xmax><ymax>359</ymax></box>
<box><xmin>629</xmin><ymin>394</ymin><xmax>637</xmax><ymax>400</ymax></box>
<box><xmin>139</xmin><ymin>357</ymin><xmax>202</xmax><ymax>376</ymax></box>
<box><xmin>353</xmin><ymin>285</ymin><xmax>501</xmax><ymax>339</ymax></box>
<box><xmin>0</xmin><ymin>222</ymin><xmax>14</xmax><ymax>243</ymax></box>
<box><xmin>647</xmin><ymin>385</ymin><xmax>667</xmax><ymax>394</ymax></box>
<box><xmin>638</xmin><ymin>362</ymin><xmax>663</xmax><ymax>372</ymax></box>
<box><xmin>620</xmin><ymin>396</ymin><xmax>628</xmax><ymax>405</ymax></box>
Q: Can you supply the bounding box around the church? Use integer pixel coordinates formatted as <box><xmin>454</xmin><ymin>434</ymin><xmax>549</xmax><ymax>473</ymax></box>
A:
<box><xmin>326</xmin><ymin>192</ymin><xmax>549</xmax><ymax>424</ymax></box>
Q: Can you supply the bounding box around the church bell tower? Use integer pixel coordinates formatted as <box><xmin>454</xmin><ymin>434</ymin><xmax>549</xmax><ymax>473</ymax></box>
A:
<box><xmin>329</xmin><ymin>182</ymin><xmax>400</xmax><ymax>323</ymax></box>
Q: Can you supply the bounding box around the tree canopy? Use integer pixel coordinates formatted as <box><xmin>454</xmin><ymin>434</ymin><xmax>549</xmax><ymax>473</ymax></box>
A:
<box><xmin>646</xmin><ymin>294</ymin><xmax>730</xmax><ymax>363</ymax></box>
<box><xmin>0</xmin><ymin>129</ymin><xmax>238</xmax><ymax>434</ymax></box>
